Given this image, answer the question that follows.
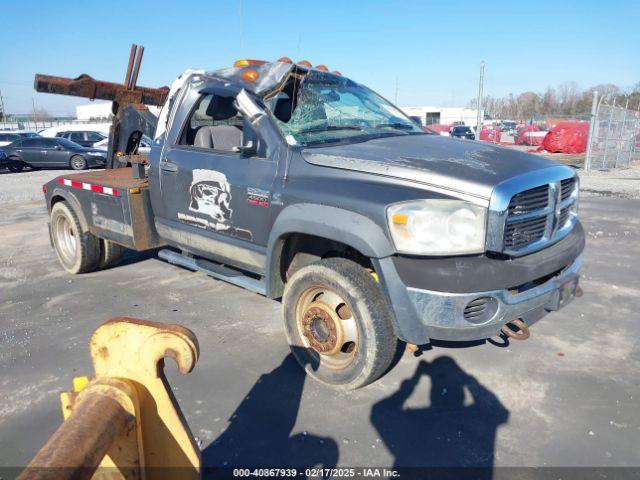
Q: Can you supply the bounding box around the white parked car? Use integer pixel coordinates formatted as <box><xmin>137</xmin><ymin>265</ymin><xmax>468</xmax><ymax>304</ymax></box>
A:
<box><xmin>38</xmin><ymin>124</ymin><xmax>110</xmax><ymax>147</ymax></box>
<box><xmin>93</xmin><ymin>134</ymin><xmax>152</xmax><ymax>155</ymax></box>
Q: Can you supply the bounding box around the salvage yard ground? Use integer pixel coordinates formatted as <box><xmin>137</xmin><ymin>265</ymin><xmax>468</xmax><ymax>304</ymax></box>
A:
<box><xmin>1</xmin><ymin>168</ymin><xmax>639</xmax><ymax>472</ymax></box>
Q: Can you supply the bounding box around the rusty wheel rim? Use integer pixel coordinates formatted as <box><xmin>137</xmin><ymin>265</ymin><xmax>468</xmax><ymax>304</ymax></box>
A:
<box><xmin>296</xmin><ymin>286</ymin><xmax>359</xmax><ymax>370</ymax></box>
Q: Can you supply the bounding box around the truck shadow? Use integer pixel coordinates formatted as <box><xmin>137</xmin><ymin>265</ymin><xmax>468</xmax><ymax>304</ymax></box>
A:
<box><xmin>201</xmin><ymin>350</ymin><xmax>338</xmax><ymax>478</ymax></box>
<box><xmin>370</xmin><ymin>357</ymin><xmax>509</xmax><ymax>478</ymax></box>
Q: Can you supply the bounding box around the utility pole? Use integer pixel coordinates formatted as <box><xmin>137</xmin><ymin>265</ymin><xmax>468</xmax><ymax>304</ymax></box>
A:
<box><xmin>0</xmin><ymin>89</ymin><xmax>5</xmax><ymax>123</ymax></box>
<box><xmin>476</xmin><ymin>61</ymin><xmax>485</xmax><ymax>137</ymax></box>
<box><xmin>394</xmin><ymin>77</ymin><xmax>399</xmax><ymax>105</ymax></box>
<box><xmin>238</xmin><ymin>0</ymin><xmax>244</xmax><ymax>56</ymax></box>
<box><xmin>32</xmin><ymin>97</ymin><xmax>38</xmax><ymax>130</ymax></box>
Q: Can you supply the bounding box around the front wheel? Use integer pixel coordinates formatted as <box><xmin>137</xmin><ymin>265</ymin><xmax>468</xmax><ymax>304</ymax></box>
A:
<box><xmin>283</xmin><ymin>258</ymin><xmax>397</xmax><ymax>390</ymax></box>
<box><xmin>70</xmin><ymin>155</ymin><xmax>87</xmax><ymax>170</ymax></box>
<box><xmin>7</xmin><ymin>160</ymin><xmax>24</xmax><ymax>172</ymax></box>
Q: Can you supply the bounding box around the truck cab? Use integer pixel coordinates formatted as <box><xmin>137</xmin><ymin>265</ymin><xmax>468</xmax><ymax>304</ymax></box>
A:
<box><xmin>43</xmin><ymin>59</ymin><xmax>584</xmax><ymax>389</ymax></box>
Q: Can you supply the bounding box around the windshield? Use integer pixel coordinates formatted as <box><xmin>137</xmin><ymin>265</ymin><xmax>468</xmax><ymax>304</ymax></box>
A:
<box><xmin>267</xmin><ymin>72</ymin><xmax>423</xmax><ymax>146</ymax></box>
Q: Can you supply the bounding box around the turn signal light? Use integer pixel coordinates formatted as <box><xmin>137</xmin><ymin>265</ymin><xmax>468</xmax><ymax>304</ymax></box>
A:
<box><xmin>234</xmin><ymin>59</ymin><xmax>266</xmax><ymax>67</ymax></box>
<box><xmin>242</xmin><ymin>69</ymin><xmax>260</xmax><ymax>82</ymax></box>
<box><xmin>391</xmin><ymin>213</ymin><xmax>409</xmax><ymax>225</ymax></box>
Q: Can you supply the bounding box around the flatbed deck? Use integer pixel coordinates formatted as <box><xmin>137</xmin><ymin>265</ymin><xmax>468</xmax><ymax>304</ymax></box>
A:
<box><xmin>63</xmin><ymin>167</ymin><xmax>148</xmax><ymax>190</ymax></box>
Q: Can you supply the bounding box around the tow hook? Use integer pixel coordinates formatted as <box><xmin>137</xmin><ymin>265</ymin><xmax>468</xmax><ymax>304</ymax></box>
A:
<box><xmin>501</xmin><ymin>319</ymin><xmax>530</xmax><ymax>340</ymax></box>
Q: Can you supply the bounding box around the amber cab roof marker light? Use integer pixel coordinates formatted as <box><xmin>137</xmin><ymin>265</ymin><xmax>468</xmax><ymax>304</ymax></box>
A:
<box><xmin>278</xmin><ymin>57</ymin><xmax>293</xmax><ymax>63</ymax></box>
<box><xmin>331</xmin><ymin>70</ymin><xmax>342</xmax><ymax>76</ymax></box>
<box><xmin>315</xmin><ymin>64</ymin><xmax>329</xmax><ymax>71</ymax></box>
<box><xmin>242</xmin><ymin>69</ymin><xmax>260</xmax><ymax>82</ymax></box>
<box><xmin>233</xmin><ymin>59</ymin><xmax>267</xmax><ymax>67</ymax></box>
<box><xmin>297</xmin><ymin>60</ymin><xmax>312</xmax><ymax>67</ymax></box>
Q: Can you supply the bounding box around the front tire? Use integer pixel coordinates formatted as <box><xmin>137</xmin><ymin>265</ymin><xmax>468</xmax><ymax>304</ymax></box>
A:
<box><xmin>51</xmin><ymin>201</ymin><xmax>100</xmax><ymax>273</ymax></box>
<box><xmin>7</xmin><ymin>159</ymin><xmax>24</xmax><ymax>172</ymax></box>
<box><xmin>283</xmin><ymin>258</ymin><xmax>397</xmax><ymax>390</ymax></box>
<box><xmin>70</xmin><ymin>155</ymin><xmax>87</xmax><ymax>170</ymax></box>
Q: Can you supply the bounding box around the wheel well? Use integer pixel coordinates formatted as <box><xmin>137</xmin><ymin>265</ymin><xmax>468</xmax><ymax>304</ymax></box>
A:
<box><xmin>50</xmin><ymin>194</ymin><xmax>66</xmax><ymax>208</ymax></box>
<box><xmin>280</xmin><ymin>233</ymin><xmax>373</xmax><ymax>284</ymax></box>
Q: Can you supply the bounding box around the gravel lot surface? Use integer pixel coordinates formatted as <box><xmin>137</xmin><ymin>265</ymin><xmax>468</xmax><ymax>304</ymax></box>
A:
<box><xmin>1</xmin><ymin>169</ymin><xmax>639</xmax><ymax>475</ymax></box>
<box><xmin>579</xmin><ymin>161</ymin><xmax>640</xmax><ymax>199</ymax></box>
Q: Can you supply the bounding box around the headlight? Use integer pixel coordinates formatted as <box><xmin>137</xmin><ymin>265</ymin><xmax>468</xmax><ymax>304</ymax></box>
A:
<box><xmin>86</xmin><ymin>151</ymin><xmax>103</xmax><ymax>156</ymax></box>
<box><xmin>387</xmin><ymin>199</ymin><xmax>486</xmax><ymax>255</ymax></box>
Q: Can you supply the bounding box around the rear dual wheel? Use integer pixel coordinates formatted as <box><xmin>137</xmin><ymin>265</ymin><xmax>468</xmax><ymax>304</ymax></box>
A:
<box><xmin>283</xmin><ymin>258</ymin><xmax>397</xmax><ymax>390</ymax></box>
<box><xmin>51</xmin><ymin>202</ymin><xmax>100</xmax><ymax>274</ymax></box>
<box><xmin>51</xmin><ymin>202</ymin><xmax>123</xmax><ymax>273</ymax></box>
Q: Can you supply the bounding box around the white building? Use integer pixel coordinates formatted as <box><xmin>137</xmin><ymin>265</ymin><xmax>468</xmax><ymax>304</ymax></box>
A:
<box><xmin>76</xmin><ymin>102</ymin><xmax>161</xmax><ymax>121</ymax></box>
<box><xmin>402</xmin><ymin>106</ymin><xmax>483</xmax><ymax>128</ymax></box>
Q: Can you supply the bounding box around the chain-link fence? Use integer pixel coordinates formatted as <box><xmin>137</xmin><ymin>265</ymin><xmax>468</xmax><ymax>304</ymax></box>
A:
<box><xmin>0</xmin><ymin>119</ymin><xmax>109</xmax><ymax>131</ymax></box>
<box><xmin>585</xmin><ymin>96</ymin><xmax>640</xmax><ymax>170</ymax></box>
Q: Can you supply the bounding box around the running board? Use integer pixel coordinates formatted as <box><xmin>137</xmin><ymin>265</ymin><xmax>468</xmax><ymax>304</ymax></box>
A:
<box><xmin>158</xmin><ymin>249</ymin><xmax>267</xmax><ymax>295</ymax></box>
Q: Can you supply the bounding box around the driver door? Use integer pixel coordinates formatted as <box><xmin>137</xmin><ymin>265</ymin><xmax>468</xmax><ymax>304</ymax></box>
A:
<box><xmin>157</xmin><ymin>92</ymin><xmax>277</xmax><ymax>273</ymax></box>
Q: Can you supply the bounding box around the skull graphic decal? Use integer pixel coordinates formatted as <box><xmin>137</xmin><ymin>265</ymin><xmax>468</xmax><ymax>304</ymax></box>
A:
<box><xmin>188</xmin><ymin>169</ymin><xmax>232</xmax><ymax>225</ymax></box>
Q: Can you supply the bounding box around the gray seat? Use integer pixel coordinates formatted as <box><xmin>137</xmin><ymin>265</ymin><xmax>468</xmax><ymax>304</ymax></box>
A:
<box><xmin>194</xmin><ymin>125</ymin><xmax>242</xmax><ymax>151</ymax></box>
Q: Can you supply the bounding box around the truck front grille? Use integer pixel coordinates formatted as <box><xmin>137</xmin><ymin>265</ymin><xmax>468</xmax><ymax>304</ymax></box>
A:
<box><xmin>501</xmin><ymin>176</ymin><xmax>577</xmax><ymax>254</ymax></box>
<box><xmin>504</xmin><ymin>215</ymin><xmax>547</xmax><ymax>249</ymax></box>
<box><xmin>507</xmin><ymin>185</ymin><xmax>549</xmax><ymax>216</ymax></box>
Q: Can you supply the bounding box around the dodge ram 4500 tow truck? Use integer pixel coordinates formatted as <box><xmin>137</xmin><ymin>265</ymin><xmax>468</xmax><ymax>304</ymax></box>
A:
<box><xmin>42</xmin><ymin>59</ymin><xmax>584</xmax><ymax>389</ymax></box>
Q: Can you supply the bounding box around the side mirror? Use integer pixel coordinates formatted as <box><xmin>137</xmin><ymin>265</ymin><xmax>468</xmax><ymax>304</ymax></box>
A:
<box><xmin>55</xmin><ymin>145</ymin><xmax>63</xmax><ymax>150</ymax></box>
<box><xmin>232</xmin><ymin>140</ymin><xmax>257</xmax><ymax>157</ymax></box>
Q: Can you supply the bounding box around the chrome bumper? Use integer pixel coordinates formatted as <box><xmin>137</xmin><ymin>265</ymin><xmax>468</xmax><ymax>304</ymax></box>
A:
<box><xmin>405</xmin><ymin>255</ymin><xmax>583</xmax><ymax>341</ymax></box>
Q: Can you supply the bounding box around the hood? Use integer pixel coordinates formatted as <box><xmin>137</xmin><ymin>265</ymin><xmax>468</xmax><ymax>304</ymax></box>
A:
<box><xmin>302</xmin><ymin>134</ymin><xmax>566</xmax><ymax>205</ymax></box>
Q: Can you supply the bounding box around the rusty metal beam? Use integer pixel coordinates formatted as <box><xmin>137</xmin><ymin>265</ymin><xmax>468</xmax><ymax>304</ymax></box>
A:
<box><xmin>17</xmin><ymin>391</ymin><xmax>132</xmax><ymax>480</ymax></box>
<box><xmin>124</xmin><ymin>44</ymin><xmax>137</xmax><ymax>88</ymax></box>
<box><xmin>129</xmin><ymin>45</ymin><xmax>144</xmax><ymax>90</ymax></box>
<box><xmin>34</xmin><ymin>73</ymin><xmax>168</xmax><ymax>106</ymax></box>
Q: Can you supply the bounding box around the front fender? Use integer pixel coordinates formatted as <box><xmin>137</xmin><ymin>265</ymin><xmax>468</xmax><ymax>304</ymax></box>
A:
<box><xmin>265</xmin><ymin>203</ymin><xmax>394</xmax><ymax>298</ymax></box>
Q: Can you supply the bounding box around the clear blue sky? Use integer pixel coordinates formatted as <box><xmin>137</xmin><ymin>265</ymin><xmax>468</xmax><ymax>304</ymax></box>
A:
<box><xmin>1</xmin><ymin>0</ymin><xmax>638</xmax><ymax>115</ymax></box>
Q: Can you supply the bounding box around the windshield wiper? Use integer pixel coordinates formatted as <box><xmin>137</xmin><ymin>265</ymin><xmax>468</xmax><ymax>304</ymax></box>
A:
<box><xmin>374</xmin><ymin>123</ymin><xmax>415</xmax><ymax>130</ymax></box>
<box><xmin>298</xmin><ymin>125</ymin><xmax>362</xmax><ymax>134</ymax></box>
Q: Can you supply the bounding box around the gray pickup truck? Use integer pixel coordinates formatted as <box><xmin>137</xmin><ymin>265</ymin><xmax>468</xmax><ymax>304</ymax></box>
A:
<box><xmin>42</xmin><ymin>60</ymin><xmax>584</xmax><ymax>389</ymax></box>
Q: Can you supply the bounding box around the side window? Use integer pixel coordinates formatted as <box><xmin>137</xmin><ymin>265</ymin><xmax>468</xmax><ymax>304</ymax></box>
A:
<box><xmin>69</xmin><ymin>132</ymin><xmax>85</xmax><ymax>142</ymax></box>
<box><xmin>87</xmin><ymin>132</ymin><xmax>104</xmax><ymax>142</ymax></box>
<box><xmin>41</xmin><ymin>139</ymin><xmax>58</xmax><ymax>148</ymax></box>
<box><xmin>1</xmin><ymin>133</ymin><xmax>20</xmax><ymax>142</ymax></box>
<box><xmin>22</xmin><ymin>138</ymin><xmax>44</xmax><ymax>147</ymax></box>
<box><xmin>179</xmin><ymin>94</ymin><xmax>243</xmax><ymax>153</ymax></box>
<box><xmin>55</xmin><ymin>132</ymin><xmax>67</xmax><ymax>138</ymax></box>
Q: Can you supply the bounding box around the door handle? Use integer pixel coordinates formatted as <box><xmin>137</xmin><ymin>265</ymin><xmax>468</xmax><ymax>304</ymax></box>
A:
<box><xmin>160</xmin><ymin>161</ymin><xmax>178</xmax><ymax>173</ymax></box>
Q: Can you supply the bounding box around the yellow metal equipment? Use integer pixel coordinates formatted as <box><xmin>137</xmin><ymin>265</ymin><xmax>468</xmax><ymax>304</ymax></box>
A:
<box><xmin>18</xmin><ymin>317</ymin><xmax>201</xmax><ymax>480</ymax></box>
